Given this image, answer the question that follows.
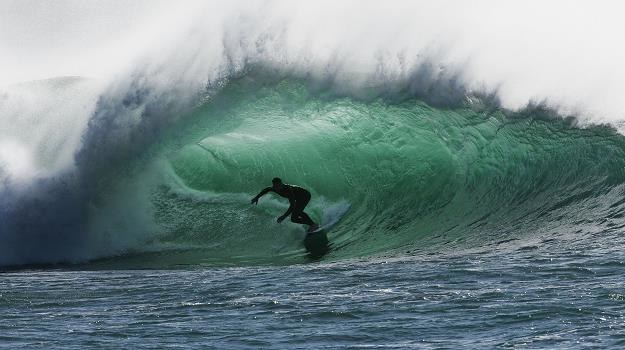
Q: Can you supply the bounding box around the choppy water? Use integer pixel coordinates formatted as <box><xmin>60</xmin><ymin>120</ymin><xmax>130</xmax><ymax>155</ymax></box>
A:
<box><xmin>4</xmin><ymin>232</ymin><xmax>625</xmax><ymax>349</ymax></box>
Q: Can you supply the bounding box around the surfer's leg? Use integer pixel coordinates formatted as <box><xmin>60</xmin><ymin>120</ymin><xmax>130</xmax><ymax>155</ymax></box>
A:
<box><xmin>291</xmin><ymin>211</ymin><xmax>315</xmax><ymax>226</ymax></box>
<box><xmin>290</xmin><ymin>194</ymin><xmax>316</xmax><ymax>226</ymax></box>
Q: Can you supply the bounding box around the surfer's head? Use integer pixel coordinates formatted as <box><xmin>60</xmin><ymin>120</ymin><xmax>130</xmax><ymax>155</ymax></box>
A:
<box><xmin>272</xmin><ymin>177</ymin><xmax>283</xmax><ymax>190</ymax></box>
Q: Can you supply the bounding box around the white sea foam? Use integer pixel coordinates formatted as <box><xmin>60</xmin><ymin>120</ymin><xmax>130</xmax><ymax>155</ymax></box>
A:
<box><xmin>2</xmin><ymin>1</ymin><xmax>624</xmax><ymax>119</ymax></box>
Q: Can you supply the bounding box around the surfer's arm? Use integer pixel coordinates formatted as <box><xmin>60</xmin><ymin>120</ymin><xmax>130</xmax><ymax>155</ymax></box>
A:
<box><xmin>282</xmin><ymin>200</ymin><xmax>294</xmax><ymax>218</ymax></box>
<box><xmin>251</xmin><ymin>187</ymin><xmax>273</xmax><ymax>204</ymax></box>
<box><xmin>277</xmin><ymin>200</ymin><xmax>294</xmax><ymax>223</ymax></box>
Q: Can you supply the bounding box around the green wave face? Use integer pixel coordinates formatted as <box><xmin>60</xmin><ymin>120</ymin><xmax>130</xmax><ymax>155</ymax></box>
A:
<box><xmin>103</xmin><ymin>79</ymin><xmax>625</xmax><ymax>267</ymax></box>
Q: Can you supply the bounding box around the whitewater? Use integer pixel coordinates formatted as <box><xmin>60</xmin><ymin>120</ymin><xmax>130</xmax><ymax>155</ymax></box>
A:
<box><xmin>3</xmin><ymin>1</ymin><xmax>625</xmax><ymax>348</ymax></box>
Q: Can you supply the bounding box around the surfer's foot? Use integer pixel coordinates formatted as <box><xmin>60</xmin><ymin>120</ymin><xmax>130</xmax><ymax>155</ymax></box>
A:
<box><xmin>308</xmin><ymin>225</ymin><xmax>319</xmax><ymax>233</ymax></box>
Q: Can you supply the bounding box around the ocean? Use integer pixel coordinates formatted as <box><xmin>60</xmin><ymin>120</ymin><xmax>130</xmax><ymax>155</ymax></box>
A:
<box><xmin>3</xmin><ymin>1</ymin><xmax>625</xmax><ymax>348</ymax></box>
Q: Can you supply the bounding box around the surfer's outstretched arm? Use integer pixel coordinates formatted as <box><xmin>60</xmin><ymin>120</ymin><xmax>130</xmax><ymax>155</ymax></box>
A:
<box><xmin>251</xmin><ymin>187</ymin><xmax>273</xmax><ymax>205</ymax></box>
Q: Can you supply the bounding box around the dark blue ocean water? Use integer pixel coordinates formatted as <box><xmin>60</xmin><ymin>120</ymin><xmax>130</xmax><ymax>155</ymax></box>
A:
<box><xmin>3</xmin><ymin>231</ymin><xmax>625</xmax><ymax>349</ymax></box>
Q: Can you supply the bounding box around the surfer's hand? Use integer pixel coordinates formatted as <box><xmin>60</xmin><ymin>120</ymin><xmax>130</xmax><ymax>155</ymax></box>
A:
<box><xmin>251</xmin><ymin>197</ymin><xmax>258</xmax><ymax>205</ymax></box>
<box><xmin>277</xmin><ymin>215</ymin><xmax>285</xmax><ymax>223</ymax></box>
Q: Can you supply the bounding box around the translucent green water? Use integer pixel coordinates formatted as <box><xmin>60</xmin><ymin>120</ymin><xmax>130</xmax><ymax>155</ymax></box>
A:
<box><xmin>89</xmin><ymin>78</ymin><xmax>625</xmax><ymax>267</ymax></box>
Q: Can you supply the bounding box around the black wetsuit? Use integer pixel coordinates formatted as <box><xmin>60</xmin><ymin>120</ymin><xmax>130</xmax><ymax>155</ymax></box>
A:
<box><xmin>254</xmin><ymin>184</ymin><xmax>316</xmax><ymax>226</ymax></box>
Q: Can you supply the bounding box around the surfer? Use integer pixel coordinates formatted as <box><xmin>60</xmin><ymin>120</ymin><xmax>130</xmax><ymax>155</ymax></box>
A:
<box><xmin>251</xmin><ymin>177</ymin><xmax>319</xmax><ymax>232</ymax></box>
